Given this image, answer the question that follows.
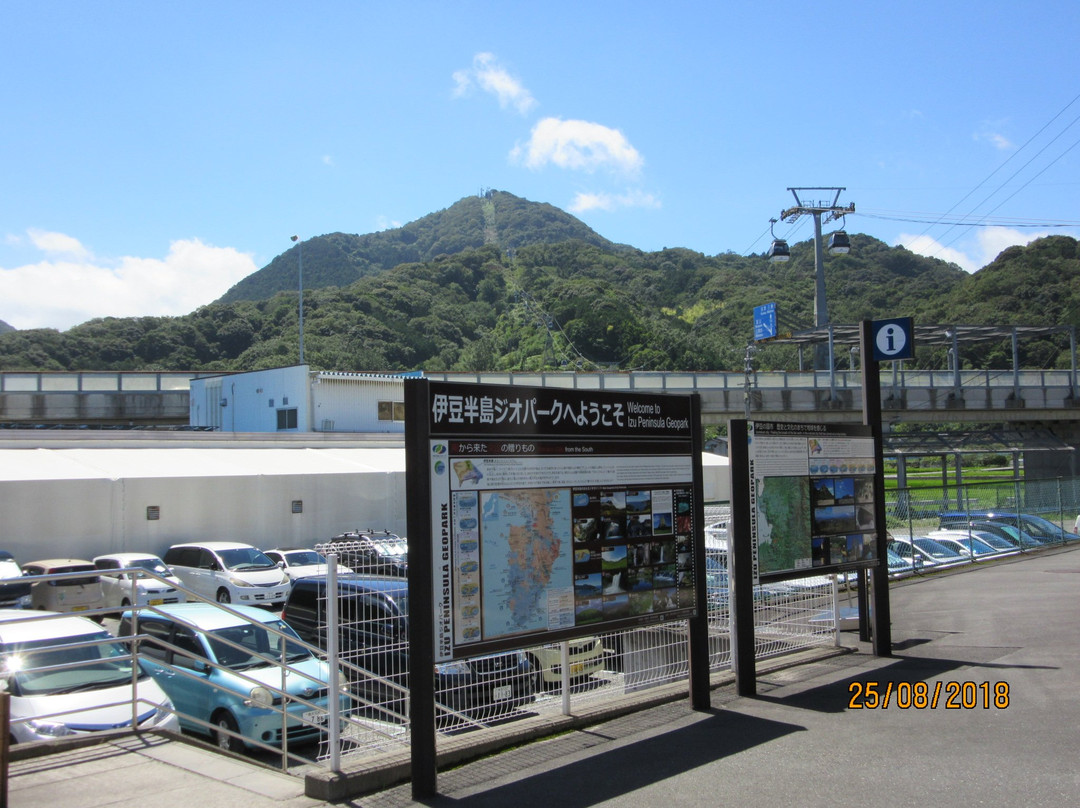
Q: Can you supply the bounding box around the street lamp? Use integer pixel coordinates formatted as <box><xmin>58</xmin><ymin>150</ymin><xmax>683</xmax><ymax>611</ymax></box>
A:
<box><xmin>290</xmin><ymin>235</ymin><xmax>305</xmax><ymax>365</ymax></box>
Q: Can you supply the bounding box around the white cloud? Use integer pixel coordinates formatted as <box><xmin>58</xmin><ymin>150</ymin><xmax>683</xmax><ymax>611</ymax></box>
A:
<box><xmin>27</xmin><ymin>228</ymin><xmax>90</xmax><ymax>259</ymax></box>
<box><xmin>983</xmin><ymin>132</ymin><xmax>1014</xmax><ymax>150</ymax></box>
<box><xmin>569</xmin><ymin>190</ymin><xmax>661</xmax><ymax>213</ymax></box>
<box><xmin>452</xmin><ymin>52</ymin><xmax>536</xmax><ymax>115</ymax></box>
<box><xmin>896</xmin><ymin>226</ymin><xmax>1048</xmax><ymax>273</ymax></box>
<box><xmin>512</xmin><ymin>117</ymin><xmax>643</xmax><ymax>176</ymax></box>
<box><xmin>374</xmin><ymin>215</ymin><xmax>402</xmax><ymax>231</ymax></box>
<box><xmin>0</xmin><ymin>233</ymin><xmax>257</xmax><ymax>330</ymax></box>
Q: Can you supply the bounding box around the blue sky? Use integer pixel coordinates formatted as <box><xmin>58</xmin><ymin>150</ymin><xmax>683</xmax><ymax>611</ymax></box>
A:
<box><xmin>2</xmin><ymin>1</ymin><xmax>1078</xmax><ymax>330</ymax></box>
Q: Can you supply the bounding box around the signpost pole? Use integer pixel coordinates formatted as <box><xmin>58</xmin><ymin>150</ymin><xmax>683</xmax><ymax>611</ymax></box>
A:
<box><xmin>727</xmin><ymin>419</ymin><xmax>757</xmax><ymax>696</ymax></box>
<box><xmin>861</xmin><ymin>320</ymin><xmax>893</xmax><ymax>656</ymax></box>
<box><xmin>687</xmin><ymin>394</ymin><xmax>711</xmax><ymax>710</ymax></box>
<box><xmin>404</xmin><ymin>378</ymin><xmax>438</xmax><ymax>798</ymax></box>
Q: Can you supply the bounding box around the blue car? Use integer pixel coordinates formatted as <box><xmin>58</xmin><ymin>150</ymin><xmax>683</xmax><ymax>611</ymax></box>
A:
<box><xmin>119</xmin><ymin>602</ymin><xmax>345</xmax><ymax>753</ymax></box>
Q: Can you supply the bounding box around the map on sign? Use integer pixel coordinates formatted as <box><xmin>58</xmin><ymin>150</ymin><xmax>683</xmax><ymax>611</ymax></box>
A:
<box><xmin>756</xmin><ymin>477</ymin><xmax>813</xmax><ymax>572</ymax></box>
<box><xmin>478</xmin><ymin>488</ymin><xmax>575</xmax><ymax>639</ymax></box>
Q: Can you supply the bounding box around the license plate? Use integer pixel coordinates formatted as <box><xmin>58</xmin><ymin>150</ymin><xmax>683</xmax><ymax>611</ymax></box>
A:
<box><xmin>492</xmin><ymin>685</ymin><xmax>513</xmax><ymax>702</ymax></box>
<box><xmin>149</xmin><ymin>599</ymin><xmax>164</xmax><ymax>606</ymax></box>
<box><xmin>71</xmin><ymin>606</ymin><xmax>88</xmax><ymax>612</ymax></box>
<box><xmin>303</xmin><ymin>710</ymin><xmax>328</xmax><ymax>726</ymax></box>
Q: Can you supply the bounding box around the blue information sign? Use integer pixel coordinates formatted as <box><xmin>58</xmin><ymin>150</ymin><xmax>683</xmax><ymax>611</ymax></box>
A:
<box><xmin>872</xmin><ymin>317</ymin><xmax>914</xmax><ymax>361</ymax></box>
<box><xmin>754</xmin><ymin>303</ymin><xmax>777</xmax><ymax>341</ymax></box>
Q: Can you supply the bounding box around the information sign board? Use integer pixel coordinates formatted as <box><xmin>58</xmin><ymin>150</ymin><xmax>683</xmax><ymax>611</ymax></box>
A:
<box><xmin>422</xmin><ymin>381</ymin><xmax>700</xmax><ymax>660</ymax></box>
<box><xmin>746</xmin><ymin>420</ymin><xmax>878</xmax><ymax>582</ymax></box>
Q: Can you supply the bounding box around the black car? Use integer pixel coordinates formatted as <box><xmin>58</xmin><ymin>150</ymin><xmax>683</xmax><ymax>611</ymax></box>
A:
<box><xmin>320</xmin><ymin>531</ymin><xmax>408</xmax><ymax>577</ymax></box>
<box><xmin>281</xmin><ymin>574</ymin><xmax>533</xmax><ymax>726</ymax></box>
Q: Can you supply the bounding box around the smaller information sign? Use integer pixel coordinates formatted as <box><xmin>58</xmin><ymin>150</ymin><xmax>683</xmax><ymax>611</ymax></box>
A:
<box><xmin>746</xmin><ymin>421</ymin><xmax>878</xmax><ymax>581</ymax></box>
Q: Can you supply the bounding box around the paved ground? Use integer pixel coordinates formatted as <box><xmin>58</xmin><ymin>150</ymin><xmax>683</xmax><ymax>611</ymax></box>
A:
<box><xmin>8</xmin><ymin>543</ymin><xmax>1080</xmax><ymax>806</ymax></box>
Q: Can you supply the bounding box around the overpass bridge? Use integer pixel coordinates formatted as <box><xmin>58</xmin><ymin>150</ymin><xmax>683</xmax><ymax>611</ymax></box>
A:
<box><xmin>2</xmin><ymin>367</ymin><xmax>1079</xmax><ymax>426</ymax></box>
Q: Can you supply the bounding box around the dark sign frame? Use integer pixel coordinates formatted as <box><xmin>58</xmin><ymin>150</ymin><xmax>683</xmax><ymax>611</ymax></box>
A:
<box><xmin>409</xmin><ymin>380</ymin><xmax>704</xmax><ymax>660</ymax></box>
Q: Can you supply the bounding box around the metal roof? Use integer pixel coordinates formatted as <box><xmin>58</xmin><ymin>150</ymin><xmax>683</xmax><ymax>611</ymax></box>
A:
<box><xmin>884</xmin><ymin>425</ymin><xmax>1076</xmax><ymax>455</ymax></box>
<box><xmin>766</xmin><ymin>323</ymin><xmax>1071</xmax><ymax>347</ymax></box>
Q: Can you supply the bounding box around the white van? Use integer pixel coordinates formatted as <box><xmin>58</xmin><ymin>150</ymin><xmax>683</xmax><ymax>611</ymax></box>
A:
<box><xmin>0</xmin><ymin>609</ymin><xmax>179</xmax><ymax>743</ymax></box>
<box><xmin>93</xmin><ymin>553</ymin><xmax>187</xmax><ymax>610</ymax></box>
<box><xmin>21</xmin><ymin>559</ymin><xmax>106</xmax><ymax>616</ymax></box>
<box><xmin>162</xmin><ymin>542</ymin><xmax>291</xmax><ymax>607</ymax></box>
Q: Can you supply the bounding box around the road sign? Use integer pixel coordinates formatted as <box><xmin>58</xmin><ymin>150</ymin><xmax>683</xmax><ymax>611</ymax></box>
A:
<box><xmin>872</xmin><ymin>317</ymin><xmax>914</xmax><ymax>361</ymax></box>
<box><xmin>754</xmin><ymin>303</ymin><xmax>777</xmax><ymax>341</ymax></box>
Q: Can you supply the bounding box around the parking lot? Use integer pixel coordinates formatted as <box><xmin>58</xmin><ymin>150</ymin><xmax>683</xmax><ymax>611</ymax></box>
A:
<box><xmin>10</xmin><ymin>542</ymin><xmax>1080</xmax><ymax>806</ymax></box>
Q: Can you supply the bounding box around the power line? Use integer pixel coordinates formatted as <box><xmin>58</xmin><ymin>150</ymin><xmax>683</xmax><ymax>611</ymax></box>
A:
<box><xmin>858</xmin><ymin>210</ymin><xmax>1080</xmax><ymax>228</ymax></box>
<box><xmin>913</xmin><ymin>92</ymin><xmax>1080</xmax><ymax>242</ymax></box>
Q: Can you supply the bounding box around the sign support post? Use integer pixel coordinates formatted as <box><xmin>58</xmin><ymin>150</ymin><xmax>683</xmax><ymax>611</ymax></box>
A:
<box><xmin>861</xmin><ymin>319</ymin><xmax>894</xmax><ymax>656</ymax></box>
<box><xmin>727</xmin><ymin>419</ymin><xmax>757</xmax><ymax>696</ymax></box>
<box><xmin>404</xmin><ymin>378</ymin><xmax>438</xmax><ymax>799</ymax></box>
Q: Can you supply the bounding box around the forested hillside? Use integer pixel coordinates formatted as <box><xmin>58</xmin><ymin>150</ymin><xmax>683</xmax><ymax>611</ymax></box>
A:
<box><xmin>1</xmin><ymin>192</ymin><xmax>1078</xmax><ymax>374</ymax></box>
<box><xmin>218</xmin><ymin>191</ymin><xmax>623</xmax><ymax>303</ymax></box>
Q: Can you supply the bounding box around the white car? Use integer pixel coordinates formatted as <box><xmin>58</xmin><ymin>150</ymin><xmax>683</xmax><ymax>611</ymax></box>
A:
<box><xmin>0</xmin><ymin>609</ymin><xmax>179</xmax><ymax>743</ymax></box>
<box><xmin>162</xmin><ymin>542</ymin><xmax>291</xmax><ymax>606</ymax></box>
<box><xmin>263</xmin><ymin>548</ymin><xmax>353</xmax><ymax>581</ymax></box>
<box><xmin>0</xmin><ymin>551</ymin><xmax>31</xmax><ymax>608</ymax></box>
<box><xmin>93</xmin><ymin>553</ymin><xmax>187</xmax><ymax>610</ymax></box>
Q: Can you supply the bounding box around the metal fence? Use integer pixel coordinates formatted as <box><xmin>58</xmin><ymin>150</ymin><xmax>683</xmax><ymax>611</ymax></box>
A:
<box><xmin>2</xmin><ymin>532</ymin><xmax>841</xmax><ymax>777</ymax></box>
<box><xmin>310</xmin><ymin>516</ymin><xmax>839</xmax><ymax>766</ymax></box>
<box><xmin>884</xmin><ymin>475</ymin><xmax>1080</xmax><ymax>573</ymax></box>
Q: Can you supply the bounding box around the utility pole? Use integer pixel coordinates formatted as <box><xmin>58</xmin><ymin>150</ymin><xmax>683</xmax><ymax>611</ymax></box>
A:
<box><xmin>779</xmin><ymin>188</ymin><xmax>855</xmax><ymax>370</ymax></box>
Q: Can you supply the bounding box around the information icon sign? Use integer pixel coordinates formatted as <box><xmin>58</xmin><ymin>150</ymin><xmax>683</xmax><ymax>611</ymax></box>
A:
<box><xmin>872</xmin><ymin>318</ymin><xmax>914</xmax><ymax>361</ymax></box>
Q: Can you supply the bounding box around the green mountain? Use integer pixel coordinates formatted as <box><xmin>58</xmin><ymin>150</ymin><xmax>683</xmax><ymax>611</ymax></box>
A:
<box><xmin>0</xmin><ymin>190</ymin><xmax>1077</xmax><ymax>375</ymax></box>
<box><xmin>0</xmin><ymin>319</ymin><xmax>14</xmax><ymax>335</ymax></box>
<box><xmin>219</xmin><ymin>191</ymin><xmax>624</xmax><ymax>303</ymax></box>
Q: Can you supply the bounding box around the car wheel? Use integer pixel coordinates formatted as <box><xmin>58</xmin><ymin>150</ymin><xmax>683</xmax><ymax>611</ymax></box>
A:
<box><xmin>216</xmin><ymin>588</ymin><xmax>231</xmax><ymax>604</ymax></box>
<box><xmin>121</xmin><ymin>598</ymin><xmax>131</xmax><ymax>608</ymax></box>
<box><xmin>212</xmin><ymin>711</ymin><xmax>243</xmax><ymax>753</ymax></box>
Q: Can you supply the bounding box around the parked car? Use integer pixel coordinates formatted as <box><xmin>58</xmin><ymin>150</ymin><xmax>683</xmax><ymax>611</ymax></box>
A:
<box><xmin>162</xmin><ymin>542</ymin><xmax>291</xmax><ymax>607</ymax></box>
<box><xmin>0</xmin><ymin>551</ymin><xmax>31</xmax><ymax>608</ymax></box>
<box><xmin>263</xmin><ymin>548</ymin><xmax>353</xmax><ymax>581</ymax></box>
<box><xmin>118</xmin><ymin>602</ymin><xmax>345</xmax><ymax>753</ymax></box>
<box><xmin>887</xmin><ymin>537</ymin><xmax>966</xmax><ymax>568</ymax></box>
<box><xmin>281</xmin><ymin>574</ymin><xmax>533</xmax><ymax>724</ymax></box>
<box><xmin>93</xmin><ymin>552</ymin><xmax>187</xmax><ymax>610</ymax></box>
<box><xmin>952</xmin><ymin>520</ymin><xmax>1047</xmax><ymax>550</ymax></box>
<box><xmin>0</xmin><ymin>608</ymin><xmax>179</xmax><ymax>743</ymax></box>
<box><xmin>21</xmin><ymin>559</ymin><xmax>106</xmax><ymax>616</ymax></box>
<box><xmin>320</xmin><ymin>531</ymin><xmax>408</xmax><ymax>577</ymax></box>
<box><xmin>525</xmin><ymin>637</ymin><xmax>606</xmax><ymax>691</ymax></box>
<box><xmin>928</xmin><ymin>527</ymin><xmax>1019</xmax><ymax>554</ymax></box>
<box><xmin>940</xmin><ymin>511</ymin><xmax>1078</xmax><ymax>544</ymax></box>
<box><xmin>923</xmin><ymin>531</ymin><xmax>1000</xmax><ymax>558</ymax></box>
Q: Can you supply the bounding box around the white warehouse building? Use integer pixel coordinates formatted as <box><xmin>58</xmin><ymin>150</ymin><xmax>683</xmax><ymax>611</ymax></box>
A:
<box><xmin>189</xmin><ymin>366</ymin><xmax>410</xmax><ymax>433</ymax></box>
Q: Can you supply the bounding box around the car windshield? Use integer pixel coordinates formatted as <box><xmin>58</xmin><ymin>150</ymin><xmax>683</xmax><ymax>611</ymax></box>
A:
<box><xmin>43</xmin><ymin>565</ymin><xmax>98</xmax><ymax>586</ymax></box>
<box><xmin>126</xmin><ymin>558</ymin><xmax>171</xmax><ymax>575</ymax></box>
<box><xmin>207</xmin><ymin>620</ymin><xmax>312</xmax><ymax>670</ymax></box>
<box><xmin>218</xmin><ymin>548</ymin><xmax>276</xmax><ymax>571</ymax></box>
<box><xmin>2</xmin><ymin>632</ymin><xmax>141</xmax><ymax>696</ymax></box>
<box><xmin>370</xmin><ymin>539</ymin><xmax>406</xmax><ymax>558</ymax></box>
<box><xmin>284</xmin><ymin>551</ymin><xmax>325</xmax><ymax>566</ymax></box>
<box><xmin>970</xmin><ymin>532</ymin><xmax>1014</xmax><ymax>550</ymax></box>
<box><xmin>1018</xmin><ymin>514</ymin><xmax>1069</xmax><ymax>537</ymax></box>
<box><xmin>912</xmin><ymin>538</ymin><xmax>962</xmax><ymax>558</ymax></box>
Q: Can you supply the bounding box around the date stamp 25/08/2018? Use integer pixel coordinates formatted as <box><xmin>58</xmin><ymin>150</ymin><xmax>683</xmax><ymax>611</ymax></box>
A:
<box><xmin>848</xmin><ymin>681</ymin><xmax>1010</xmax><ymax>710</ymax></box>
